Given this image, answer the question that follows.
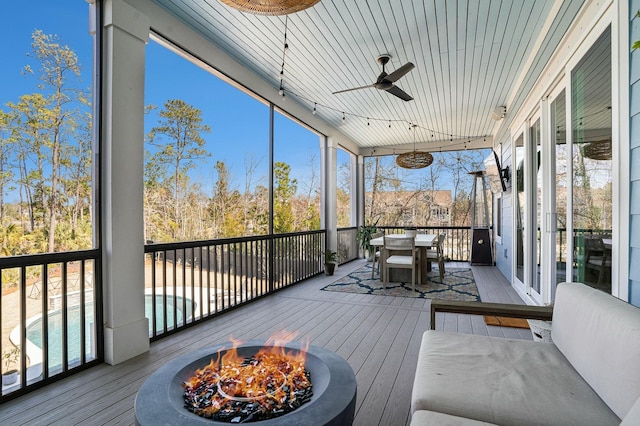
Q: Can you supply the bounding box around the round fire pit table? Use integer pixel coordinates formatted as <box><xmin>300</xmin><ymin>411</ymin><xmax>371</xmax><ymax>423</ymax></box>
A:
<box><xmin>135</xmin><ymin>339</ymin><xmax>357</xmax><ymax>425</ymax></box>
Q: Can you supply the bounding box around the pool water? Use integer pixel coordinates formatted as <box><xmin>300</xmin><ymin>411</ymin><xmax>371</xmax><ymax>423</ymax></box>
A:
<box><xmin>25</xmin><ymin>294</ymin><xmax>194</xmax><ymax>370</ymax></box>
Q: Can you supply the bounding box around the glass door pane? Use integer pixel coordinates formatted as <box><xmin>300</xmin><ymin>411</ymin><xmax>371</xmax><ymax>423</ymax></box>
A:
<box><xmin>531</xmin><ymin>119</ymin><xmax>541</xmax><ymax>296</ymax></box>
<box><xmin>570</xmin><ymin>28</ymin><xmax>612</xmax><ymax>293</ymax></box>
<box><xmin>551</xmin><ymin>90</ymin><xmax>568</xmax><ymax>292</ymax></box>
<box><xmin>515</xmin><ymin>133</ymin><xmax>525</xmax><ymax>285</ymax></box>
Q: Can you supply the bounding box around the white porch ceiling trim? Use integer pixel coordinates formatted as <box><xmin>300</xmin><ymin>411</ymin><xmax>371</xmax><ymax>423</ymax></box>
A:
<box><xmin>143</xmin><ymin>0</ymin><xmax>576</xmax><ymax>155</ymax></box>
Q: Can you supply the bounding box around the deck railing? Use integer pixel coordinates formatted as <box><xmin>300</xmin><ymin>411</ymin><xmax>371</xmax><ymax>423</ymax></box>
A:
<box><xmin>144</xmin><ymin>230</ymin><xmax>326</xmax><ymax>340</ymax></box>
<box><xmin>0</xmin><ymin>225</ymin><xmax>614</xmax><ymax>404</ymax></box>
<box><xmin>0</xmin><ymin>250</ymin><xmax>102</xmax><ymax>402</ymax></box>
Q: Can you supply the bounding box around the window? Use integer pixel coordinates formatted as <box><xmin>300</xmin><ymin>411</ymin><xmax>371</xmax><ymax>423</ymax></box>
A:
<box><xmin>337</xmin><ymin>148</ymin><xmax>352</xmax><ymax>227</ymax></box>
<box><xmin>144</xmin><ymin>38</ymin><xmax>270</xmax><ymax>241</ymax></box>
<box><xmin>1</xmin><ymin>1</ymin><xmax>95</xmax><ymax>254</ymax></box>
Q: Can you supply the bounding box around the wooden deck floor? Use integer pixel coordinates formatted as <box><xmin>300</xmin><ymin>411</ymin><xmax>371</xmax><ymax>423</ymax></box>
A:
<box><xmin>0</xmin><ymin>261</ymin><xmax>532</xmax><ymax>426</ymax></box>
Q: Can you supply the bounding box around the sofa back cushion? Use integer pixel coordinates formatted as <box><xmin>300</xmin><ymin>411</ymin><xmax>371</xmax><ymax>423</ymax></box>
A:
<box><xmin>621</xmin><ymin>396</ymin><xmax>640</xmax><ymax>425</ymax></box>
<box><xmin>552</xmin><ymin>282</ymin><xmax>640</xmax><ymax>419</ymax></box>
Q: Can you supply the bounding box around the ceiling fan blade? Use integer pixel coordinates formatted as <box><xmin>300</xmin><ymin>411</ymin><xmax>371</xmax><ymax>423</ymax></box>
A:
<box><xmin>385</xmin><ymin>62</ymin><xmax>415</xmax><ymax>83</ymax></box>
<box><xmin>332</xmin><ymin>84</ymin><xmax>375</xmax><ymax>95</ymax></box>
<box><xmin>386</xmin><ymin>85</ymin><xmax>414</xmax><ymax>101</ymax></box>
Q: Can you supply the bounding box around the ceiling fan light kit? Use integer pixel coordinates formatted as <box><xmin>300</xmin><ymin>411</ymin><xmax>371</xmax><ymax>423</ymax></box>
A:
<box><xmin>333</xmin><ymin>54</ymin><xmax>415</xmax><ymax>102</ymax></box>
<box><xmin>218</xmin><ymin>0</ymin><xmax>320</xmax><ymax>15</ymax></box>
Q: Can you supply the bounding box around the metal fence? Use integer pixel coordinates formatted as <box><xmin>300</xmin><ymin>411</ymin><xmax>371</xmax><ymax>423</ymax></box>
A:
<box><xmin>0</xmin><ymin>250</ymin><xmax>102</xmax><ymax>402</ymax></box>
<box><xmin>144</xmin><ymin>230</ymin><xmax>326</xmax><ymax>340</ymax></box>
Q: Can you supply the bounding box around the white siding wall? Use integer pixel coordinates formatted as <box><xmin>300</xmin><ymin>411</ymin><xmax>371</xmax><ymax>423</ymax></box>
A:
<box><xmin>495</xmin><ymin>141</ymin><xmax>513</xmax><ymax>280</ymax></box>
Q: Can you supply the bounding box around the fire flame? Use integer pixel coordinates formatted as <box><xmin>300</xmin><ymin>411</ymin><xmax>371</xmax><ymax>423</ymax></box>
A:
<box><xmin>183</xmin><ymin>330</ymin><xmax>312</xmax><ymax>420</ymax></box>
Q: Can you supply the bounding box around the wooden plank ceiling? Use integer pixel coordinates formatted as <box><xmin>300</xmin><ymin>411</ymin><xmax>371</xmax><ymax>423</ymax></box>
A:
<box><xmin>151</xmin><ymin>0</ymin><xmax>559</xmax><ymax>151</ymax></box>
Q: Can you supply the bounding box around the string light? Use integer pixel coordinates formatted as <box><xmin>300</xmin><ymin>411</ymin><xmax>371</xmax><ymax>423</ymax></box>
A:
<box><xmin>277</xmin><ymin>83</ymin><xmax>486</xmax><ymax>142</ymax></box>
<box><xmin>273</xmin><ymin>15</ymin><xmax>486</xmax><ymax>146</ymax></box>
<box><xmin>278</xmin><ymin>17</ymin><xmax>288</xmax><ymax>99</ymax></box>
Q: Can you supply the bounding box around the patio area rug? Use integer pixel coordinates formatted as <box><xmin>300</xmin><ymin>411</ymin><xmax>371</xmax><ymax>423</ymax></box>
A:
<box><xmin>321</xmin><ymin>264</ymin><xmax>480</xmax><ymax>301</ymax></box>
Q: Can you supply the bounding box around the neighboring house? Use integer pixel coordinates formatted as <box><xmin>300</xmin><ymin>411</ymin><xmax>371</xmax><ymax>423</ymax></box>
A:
<box><xmin>365</xmin><ymin>190</ymin><xmax>452</xmax><ymax>227</ymax></box>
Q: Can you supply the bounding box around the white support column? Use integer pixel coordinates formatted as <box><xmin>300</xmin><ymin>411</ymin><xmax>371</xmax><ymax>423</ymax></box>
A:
<box><xmin>324</xmin><ymin>137</ymin><xmax>338</xmax><ymax>251</ymax></box>
<box><xmin>101</xmin><ymin>0</ymin><xmax>150</xmax><ymax>365</ymax></box>
<box><xmin>356</xmin><ymin>155</ymin><xmax>365</xmax><ymax>229</ymax></box>
<box><xmin>349</xmin><ymin>154</ymin><xmax>358</xmax><ymax>227</ymax></box>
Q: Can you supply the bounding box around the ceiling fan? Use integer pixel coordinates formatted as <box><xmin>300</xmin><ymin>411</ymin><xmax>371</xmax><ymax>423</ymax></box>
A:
<box><xmin>333</xmin><ymin>54</ymin><xmax>415</xmax><ymax>101</ymax></box>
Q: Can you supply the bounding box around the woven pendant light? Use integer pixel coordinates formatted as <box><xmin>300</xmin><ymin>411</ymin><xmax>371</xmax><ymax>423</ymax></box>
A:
<box><xmin>396</xmin><ymin>151</ymin><xmax>434</xmax><ymax>169</ymax></box>
<box><xmin>396</xmin><ymin>125</ymin><xmax>433</xmax><ymax>169</ymax></box>
<box><xmin>219</xmin><ymin>0</ymin><xmax>321</xmax><ymax>15</ymax></box>
<box><xmin>583</xmin><ymin>139</ymin><xmax>612</xmax><ymax>160</ymax></box>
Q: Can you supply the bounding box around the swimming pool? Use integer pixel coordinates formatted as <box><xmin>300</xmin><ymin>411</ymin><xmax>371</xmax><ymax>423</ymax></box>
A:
<box><xmin>24</xmin><ymin>294</ymin><xmax>194</xmax><ymax>370</ymax></box>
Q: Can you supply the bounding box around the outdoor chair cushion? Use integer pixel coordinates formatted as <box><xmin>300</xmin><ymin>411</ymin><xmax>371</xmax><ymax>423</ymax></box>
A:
<box><xmin>411</xmin><ymin>330</ymin><xmax>620</xmax><ymax>426</ymax></box>
<box><xmin>386</xmin><ymin>255</ymin><xmax>415</xmax><ymax>265</ymax></box>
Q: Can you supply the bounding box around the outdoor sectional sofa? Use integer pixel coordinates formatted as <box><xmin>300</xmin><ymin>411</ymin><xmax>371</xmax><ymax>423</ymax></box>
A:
<box><xmin>410</xmin><ymin>282</ymin><xmax>640</xmax><ymax>425</ymax></box>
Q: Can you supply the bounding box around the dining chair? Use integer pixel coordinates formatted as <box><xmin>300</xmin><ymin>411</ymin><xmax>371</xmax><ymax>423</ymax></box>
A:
<box><xmin>425</xmin><ymin>233</ymin><xmax>446</xmax><ymax>281</ymax></box>
<box><xmin>370</xmin><ymin>231</ymin><xmax>385</xmax><ymax>279</ymax></box>
<box><xmin>382</xmin><ymin>235</ymin><xmax>420</xmax><ymax>291</ymax></box>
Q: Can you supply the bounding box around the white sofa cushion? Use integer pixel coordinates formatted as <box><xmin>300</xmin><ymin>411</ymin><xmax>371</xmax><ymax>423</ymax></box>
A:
<box><xmin>621</xmin><ymin>396</ymin><xmax>640</xmax><ymax>425</ymax></box>
<box><xmin>410</xmin><ymin>410</ymin><xmax>497</xmax><ymax>426</ymax></box>
<box><xmin>411</xmin><ymin>330</ymin><xmax>619</xmax><ymax>426</ymax></box>
<box><xmin>552</xmin><ymin>282</ymin><xmax>640</xmax><ymax>419</ymax></box>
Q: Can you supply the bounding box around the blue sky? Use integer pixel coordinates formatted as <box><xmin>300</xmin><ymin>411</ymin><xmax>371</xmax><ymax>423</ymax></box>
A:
<box><xmin>2</xmin><ymin>0</ymin><xmax>488</xmax><ymax>201</ymax></box>
<box><xmin>1</xmin><ymin>1</ymin><xmax>94</xmax><ymax>101</ymax></box>
<box><xmin>144</xmin><ymin>39</ymin><xmax>325</xmax><ymax>194</ymax></box>
<box><xmin>2</xmin><ymin>0</ymin><xmax>324</xmax><ymax>198</ymax></box>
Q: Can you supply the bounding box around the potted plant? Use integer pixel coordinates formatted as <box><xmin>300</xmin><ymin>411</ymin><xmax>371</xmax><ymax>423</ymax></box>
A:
<box><xmin>324</xmin><ymin>249</ymin><xmax>338</xmax><ymax>276</ymax></box>
<box><xmin>356</xmin><ymin>224</ymin><xmax>378</xmax><ymax>260</ymax></box>
<box><xmin>404</xmin><ymin>226</ymin><xmax>418</xmax><ymax>238</ymax></box>
<box><xmin>2</xmin><ymin>347</ymin><xmax>20</xmax><ymax>386</ymax></box>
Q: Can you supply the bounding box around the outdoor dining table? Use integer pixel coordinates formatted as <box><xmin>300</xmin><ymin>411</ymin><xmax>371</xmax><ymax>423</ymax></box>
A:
<box><xmin>370</xmin><ymin>234</ymin><xmax>438</xmax><ymax>283</ymax></box>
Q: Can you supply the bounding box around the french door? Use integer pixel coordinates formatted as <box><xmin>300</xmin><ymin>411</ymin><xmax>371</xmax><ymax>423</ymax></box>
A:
<box><xmin>515</xmin><ymin>25</ymin><xmax>613</xmax><ymax>303</ymax></box>
<box><xmin>512</xmin><ymin>117</ymin><xmax>542</xmax><ymax>303</ymax></box>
